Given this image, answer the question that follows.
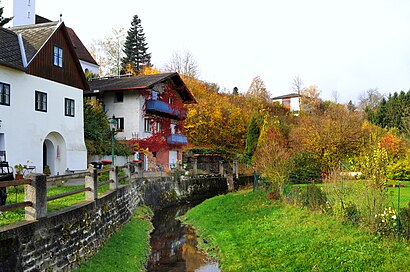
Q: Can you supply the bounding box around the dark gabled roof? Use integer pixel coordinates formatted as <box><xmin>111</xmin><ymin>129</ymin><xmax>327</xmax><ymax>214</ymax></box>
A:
<box><xmin>10</xmin><ymin>21</ymin><xmax>59</xmax><ymax>64</ymax></box>
<box><xmin>271</xmin><ymin>93</ymin><xmax>301</xmax><ymax>100</ymax></box>
<box><xmin>0</xmin><ymin>27</ymin><xmax>25</xmax><ymax>70</ymax></box>
<box><xmin>66</xmin><ymin>27</ymin><xmax>98</xmax><ymax>66</ymax></box>
<box><xmin>88</xmin><ymin>72</ymin><xmax>196</xmax><ymax>103</ymax></box>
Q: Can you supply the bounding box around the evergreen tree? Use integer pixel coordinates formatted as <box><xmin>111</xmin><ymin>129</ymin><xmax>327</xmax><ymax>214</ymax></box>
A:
<box><xmin>0</xmin><ymin>2</ymin><xmax>13</xmax><ymax>27</ymax></box>
<box><xmin>121</xmin><ymin>14</ymin><xmax>151</xmax><ymax>75</ymax></box>
<box><xmin>244</xmin><ymin>115</ymin><xmax>261</xmax><ymax>164</ymax></box>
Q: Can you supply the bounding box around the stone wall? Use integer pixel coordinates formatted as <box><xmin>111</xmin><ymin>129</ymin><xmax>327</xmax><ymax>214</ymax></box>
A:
<box><xmin>0</xmin><ymin>175</ymin><xmax>227</xmax><ymax>271</ymax></box>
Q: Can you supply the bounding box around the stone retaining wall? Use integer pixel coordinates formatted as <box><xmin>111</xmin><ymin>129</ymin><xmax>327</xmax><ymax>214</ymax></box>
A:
<box><xmin>0</xmin><ymin>175</ymin><xmax>227</xmax><ymax>271</ymax></box>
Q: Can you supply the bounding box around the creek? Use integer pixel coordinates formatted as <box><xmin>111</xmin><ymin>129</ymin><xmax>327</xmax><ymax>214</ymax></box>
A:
<box><xmin>147</xmin><ymin>201</ymin><xmax>220</xmax><ymax>272</ymax></box>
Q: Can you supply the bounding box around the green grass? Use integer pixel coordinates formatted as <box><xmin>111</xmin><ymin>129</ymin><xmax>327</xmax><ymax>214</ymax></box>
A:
<box><xmin>74</xmin><ymin>205</ymin><xmax>153</xmax><ymax>272</ymax></box>
<box><xmin>0</xmin><ymin>183</ymin><xmax>110</xmax><ymax>227</ymax></box>
<box><xmin>184</xmin><ymin>190</ymin><xmax>410</xmax><ymax>272</ymax></box>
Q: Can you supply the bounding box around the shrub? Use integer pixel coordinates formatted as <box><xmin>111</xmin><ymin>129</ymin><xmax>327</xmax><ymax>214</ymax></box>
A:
<box><xmin>387</xmin><ymin>158</ymin><xmax>410</xmax><ymax>181</ymax></box>
<box><xmin>375</xmin><ymin>207</ymin><xmax>398</xmax><ymax>237</ymax></box>
<box><xmin>288</xmin><ymin>151</ymin><xmax>322</xmax><ymax>183</ymax></box>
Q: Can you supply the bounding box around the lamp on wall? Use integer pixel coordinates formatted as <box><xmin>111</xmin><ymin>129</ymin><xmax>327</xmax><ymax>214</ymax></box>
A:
<box><xmin>109</xmin><ymin>115</ymin><xmax>117</xmax><ymax>165</ymax></box>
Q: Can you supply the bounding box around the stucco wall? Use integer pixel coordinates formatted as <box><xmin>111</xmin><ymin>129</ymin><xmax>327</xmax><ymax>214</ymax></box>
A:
<box><xmin>0</xmin><ymin>66</ymin><xmax>87</xmax><ymax>174</ymax></box>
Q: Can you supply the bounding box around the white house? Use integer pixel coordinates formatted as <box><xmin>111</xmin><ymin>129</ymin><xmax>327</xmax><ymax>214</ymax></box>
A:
<box><xmin>272</xmin><ymin>93</ymin><xmax>301</xmax><ymax>114</ymax></box>
<box><xmin>86</xmin><ymin>73</ymin><xmax>196</xmax><ymax>170</ymax></box>
<box><xmin>0</xmin><ymin>21</ymin><xmax>88</xmax><ymax>175</ymax></box>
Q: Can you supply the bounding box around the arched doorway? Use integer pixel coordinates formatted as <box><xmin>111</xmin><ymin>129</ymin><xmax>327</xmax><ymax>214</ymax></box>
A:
<box><xmin>43</xmin><ymin>132</ymin><xmax>66</xmax><ymax>176</ymax></box>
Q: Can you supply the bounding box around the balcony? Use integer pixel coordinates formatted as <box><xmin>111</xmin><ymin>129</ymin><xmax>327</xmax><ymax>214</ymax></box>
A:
<box><xmin>167</xmin><ymin>134</ymin><xmax>188</xmax><ymax>145</ymax></box>
<box><xmin>145</xmin><ymin>100</ymin><xmax>186</xmax><ymax>119</ymax></box>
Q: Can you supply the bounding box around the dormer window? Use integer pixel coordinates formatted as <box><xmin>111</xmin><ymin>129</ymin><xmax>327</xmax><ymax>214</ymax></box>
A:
<box><xmin>53</xmin><ymin>45</ymin><xmax>63</xmax><ymax>67</ymax></box>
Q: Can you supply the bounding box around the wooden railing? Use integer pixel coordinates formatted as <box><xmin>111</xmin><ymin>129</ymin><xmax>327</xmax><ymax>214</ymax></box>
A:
<box><xmin>0</xmin><ymin>163</ymin><xmax>142</xmax><ymax>220</ymax></box>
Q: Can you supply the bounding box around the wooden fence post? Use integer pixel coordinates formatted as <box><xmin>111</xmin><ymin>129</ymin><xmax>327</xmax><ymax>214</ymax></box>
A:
<box><xmin>233</xmin><ymin>160</ymin><xmax>239</xmax><ymax>179</ymax></box>
<box><xmin>124</xmin><ymin>164</ymin><xmax>132</xmax><ymax>179</ymax></box>
<box><xmin>193</xmin><ymin>157</ymin><xmax>198</xmax><ymax>175</ymax></box>
<box><xmin>85</xmin><ymin>168</ymin><xmax>98</xmax><ymax>201</ymax></box>
<box><xmin>137</xmin><ymin>163</ymin><xmax>143</xmax><ymax>178</ymax></box>
<box><xmin>219</xmin><ymin>161</ymin><xmax>224</xmax><ymax>176</ymax></box>
<box><xmin>110</xmin><ymin>166</ymin><xmax>118</xmax><ymax>190</ymax></box>
<box><xmin>25</xmin><ymin>173</ymin><xmax>47</xmax><ymax>220</ymax></box>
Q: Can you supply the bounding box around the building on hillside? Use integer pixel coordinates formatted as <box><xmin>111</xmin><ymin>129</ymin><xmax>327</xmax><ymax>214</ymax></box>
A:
<box><xmin>0</xmin><ymin>21</ymin><xmax>88</xmax><ymax>175</ymax></box>
<box><xmin>271</xmin><ymin>93</ymin><xmax>301</xmax><ymax>114</ymax></box>
<box><xmin>86</xmin><ymin>73</ymin><xmax>196</xmax><ymax>170</ymax></box>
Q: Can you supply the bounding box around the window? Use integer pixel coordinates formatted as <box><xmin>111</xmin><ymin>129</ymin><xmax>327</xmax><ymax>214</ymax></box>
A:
<box><xmin>0</xmin><ymin>82</ymin><xmax>10</xmax><ymax>106</ymax></box>
<box><xmin>116</xmin><ymin>117</ymin><xmax>124</xmax><ymax>131</ymax></box>
<box><xmin>144</xmin><ymin>118</ymin><xmax>151</xmax><ymax>132</ymax></box>
<box><xmin>114</xmin><ymin>92</ymin><xmax>123</xmax><ymax>103</ymax></box>
<box><xmin>168</xmin><ymin>97</ymin><xmax>174</xmax><ymax>104</ymax></box>
<box><xmin>152</xmin><ymin>91</ymin><xmax>158</xmax><ymax>100</ymax></box>
<box><xmin>155</xmin><ymin>122</ymin><xmax>161</xmax><ymax>133</ymax></box>
<box><xmin>65</xmin><ymin>98</ymin><xmax>75</xmax><ymax>117</ymax></box>
<box><xmin>35</xmin><ymin>91</ymin><xmax>47</xmax><ymax>112</ymax></box>
<box><xmin>53</xmin><ymin>45</ymin><xmax>63</xmax><ymax>67</ymax></box>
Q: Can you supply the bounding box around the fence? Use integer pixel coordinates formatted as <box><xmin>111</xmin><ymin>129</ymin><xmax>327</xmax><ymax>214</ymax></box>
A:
<box><xmin>0</xmin><ymin>163</ymin><xmax>140</xmax><ymax>221</ymax></box>
<box><xmin>278</xmin><ymin>178</ymin><xmax>410</xmax><ymax>240</ymax></box>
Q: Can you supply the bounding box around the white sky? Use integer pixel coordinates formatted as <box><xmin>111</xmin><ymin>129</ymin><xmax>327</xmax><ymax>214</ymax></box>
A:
<box><xmin>3</xmin><ymin>0</ymin><xmax>410</xmax><ymax>103</ymax></box>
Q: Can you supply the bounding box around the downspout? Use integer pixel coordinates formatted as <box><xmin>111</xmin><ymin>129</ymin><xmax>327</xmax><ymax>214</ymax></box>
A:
<box><xmin>17</xmin><ymin>34</ymin><xmax>28</xmax><ymax>68</ymax></box>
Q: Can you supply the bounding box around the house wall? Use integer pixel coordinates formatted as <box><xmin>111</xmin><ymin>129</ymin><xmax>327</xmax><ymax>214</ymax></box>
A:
<box><xmin>290</xmin><ymin>96</ymin><xmax>300</xmax><ymax>112</ymax></box>
<box><xmin>0</xmin><ymin>65</ymin><xmax>87</xmax><ymax>174</ymax></box>
<box><xmin>80</xmin><ymin>60</ymin><xmax>99</xmax><ymax>75</ymax></box>
<box><xmin>103</xmin><ymin>91</ymin><xmax>150</xmax><ymax>140</ymax></box>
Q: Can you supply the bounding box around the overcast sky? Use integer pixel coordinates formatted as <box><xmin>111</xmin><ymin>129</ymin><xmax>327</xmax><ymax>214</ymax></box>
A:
<box><xmin>4</xmin><ymin>0</ymin><xmax>410</xmax><ymax>103</ymax></box>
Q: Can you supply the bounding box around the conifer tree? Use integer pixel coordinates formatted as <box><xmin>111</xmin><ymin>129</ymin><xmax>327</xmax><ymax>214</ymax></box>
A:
<box><xmin>121</xmin><ymin>14</ymin><xmax>151</xmax><ymax>75</ymax></box>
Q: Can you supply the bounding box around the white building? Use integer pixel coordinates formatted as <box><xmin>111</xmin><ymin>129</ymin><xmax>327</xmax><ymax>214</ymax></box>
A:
<box><xmin>0</xmin><ymin>21</ymin><xmax>88</xmax><ymax>175</ymax></box>
<box><xmin>272</xmin><ymin>93</ymin><xmax>301</xmax><ymax>114</ymax></box>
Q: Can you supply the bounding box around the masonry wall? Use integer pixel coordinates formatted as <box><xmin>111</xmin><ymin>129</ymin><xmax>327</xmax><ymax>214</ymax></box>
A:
<box><xmin>0</xmin><ymin>175</ymin><xmax>227</xmax><ymax>271</ymax></box>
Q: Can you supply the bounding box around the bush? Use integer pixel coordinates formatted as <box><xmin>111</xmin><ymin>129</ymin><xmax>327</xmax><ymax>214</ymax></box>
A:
<box><xmin>288</xmin><ymin>151</ymin><xmax>322</xmax><ymax>183</ymax></box>
<box><xmin>375</xmin><ymin>207</ymin><xmax>398</xmax><ymax>237</ymax></box>
<box><xmin>387</xmin><ymin>159</ymin><xmax>410</xmax><ymax>181</ymax></box>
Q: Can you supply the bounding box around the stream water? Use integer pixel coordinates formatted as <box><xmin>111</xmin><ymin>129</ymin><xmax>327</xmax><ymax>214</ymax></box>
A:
<box><xmin>147</xmin><ymin>201</ymin><xmax>220</xmax><ymax>272</ymax></box>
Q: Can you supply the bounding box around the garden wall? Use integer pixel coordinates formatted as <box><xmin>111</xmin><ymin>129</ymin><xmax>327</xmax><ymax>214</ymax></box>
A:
<box><xmin>0</xmin><ymin>175</ymin><xmax>227</xmax><ymax>271</ymax></box>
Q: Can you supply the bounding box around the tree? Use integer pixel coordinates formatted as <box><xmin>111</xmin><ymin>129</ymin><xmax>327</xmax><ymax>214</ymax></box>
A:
<box><xmin>84</xmin><ymin>98</ymin><xmax>132</xmax><ymax>156</ymax></box>
<box><xmin>291</xmin><ymin>76</ymin><xmax>305</xmax><ymax>94</ymax></box>
<box><xmin>358</xmin><ymin>88</ymin><xmax>383</xmax><ymax>112</ymax></box>
<box><xmin>300</xmin><ymin>85</ymin><xmax>322</xmax><ymax>113</ymax></box>
<box><xmin>0</xmin><ymin>1</ymin><xmax>12</xmax><ymax>27</ymax></box>
<box><xmin>244</xmin><ymin>115</ymin><xmax>261</xmax><ymax>163</ymax></box>
<box><xmin>89</xmin><ymin>27</ymin><xmax>125</xmax><ymax>76</ymax></box>
<box><xmin>290</xmin><ymin>104</ymin><xmax>364</xmax><ymax>171</ymax></box>
<box><xmin>121</xmin><ymin>14</ymin><xmax>151</xmax><ymax>75</ymax></box>
<box><xmin>246</xmin><ymin>76</ymin><xmax>270</xmax><ymax>102</ymax></box>
<box><xmin>164</xmin><ymin>50</ymin><xmax>199</xmax><ymax>78</ymax></box>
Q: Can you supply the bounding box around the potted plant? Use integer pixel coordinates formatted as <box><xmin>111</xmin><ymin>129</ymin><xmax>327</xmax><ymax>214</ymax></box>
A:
<box><xmin>14</xmin><ymin>164</ymin><xmax>24</xmax><ymax>180</ymax></box>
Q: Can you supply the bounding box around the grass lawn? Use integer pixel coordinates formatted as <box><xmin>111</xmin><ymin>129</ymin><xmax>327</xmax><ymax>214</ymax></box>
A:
<box><xmin>74</xmin><ymin>205</ymin><xmax>153</xmax><ymax>272</ymax></box>
<box><xmin>0</xmin><ymin>184</ymin><xmax>110</xmax><ymax>227</ymax></box>
<box><xmin>184</xmin><ymin>190</ymin><xmax>410</xmax><ymax>272</ymax></box>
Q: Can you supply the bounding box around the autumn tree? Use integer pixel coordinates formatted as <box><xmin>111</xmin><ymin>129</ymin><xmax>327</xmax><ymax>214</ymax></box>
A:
<box><xmin>121</xmin><ymin>14</ymin><xmax>151</xmax><ymax>75</ymax></box>
<box><xmin>0</xmin><ymin>2</ymin><xmax>12</xmax><ymax>27</ymax></box>
<box><xmin>254</xmin><ymin>121</ymin><xmax>292</xmax><ymax>198</ymax></box>
<box><xmin>290</xmin><ymin>103</ymin><xmax>364</xmax><ymax>171</ymax></box>
<box><xmin>300</xmin><ymin>85</ymin><xmax>322</xmax><ymax>113</ymax></box>
<box><xmin>246</xmin><ymin>75</ymin><xmax>270</xmax><ymax>102</ymax></box>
